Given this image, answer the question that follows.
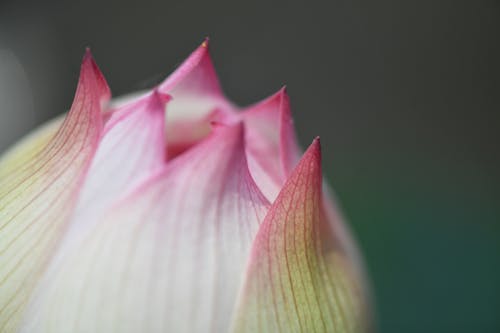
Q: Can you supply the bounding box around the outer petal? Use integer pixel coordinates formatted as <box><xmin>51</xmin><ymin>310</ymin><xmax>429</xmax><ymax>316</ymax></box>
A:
<box><xmin>0</xmin><ymin>117</ymin><xmax>62</xmax><ymax>181</ymax></box>
<box><xmin>243</xmin><ymin>87</ymin><xmax>301</xmax><ymax>201</ymax></box>
<box><xmin>159</xmin><ymin>38</ymin><xmax>222</xmax><ymax>97</ymax></box>
<box><xmin>0</xmin><ymin>51</ymin><xmax>109</xmax><ymax>332</ymax></box>
<box><xmin>19</xmin><ymin>123</ymin><xmax>270</xmax><ymax>333</ymax></box>
<box><xmin>232</xmin><ymin>139</ymin><xmax>369</xmax><ymax>333</ymax></box>
<box><xmin>38</xmin><ymin>89</ymin><xmax>171</xmax><ymax>274</ymax></box>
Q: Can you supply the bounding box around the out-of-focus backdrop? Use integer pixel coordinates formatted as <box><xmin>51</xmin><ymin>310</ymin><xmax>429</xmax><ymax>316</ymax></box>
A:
<box><xmin>1</xmin><ymin>0</ymin><xmax>499</xmax><ymax>331</ymax></box>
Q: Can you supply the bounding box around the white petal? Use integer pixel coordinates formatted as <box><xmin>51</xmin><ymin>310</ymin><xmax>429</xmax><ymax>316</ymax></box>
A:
<box><xmin>20</xmin><ymin>123</ymin><xmax>269</xmax><ymax>333</ymax></box>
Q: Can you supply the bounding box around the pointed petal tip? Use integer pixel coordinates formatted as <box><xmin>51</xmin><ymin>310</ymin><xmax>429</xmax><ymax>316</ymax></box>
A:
<box><xmin>243</xmin><ymin>86</ymin><xmax>289</xmax><ymax>114</ymax></box>
<box><xmin>139</xmin><ymin>89</ymin><xmax>171</xmax><ymax>118</ymax></box>
<box><xmin>279</xmin><ymin>84</ymin><xmax>291</xmax><ymax>102</ymax></box>
<box><xmin>152</xmin><ymin>88</ymin><xmax>172</xmax><ymax>105</ymax></box>
<box><xmin>187</xmin><ymin>37</ymin><xmax>211</xmax><ymax>57</ymax></box>
<box><xmin>83</xmin><ymin>47</ymin><xmax>92</xmax><ymax>60</ymax></box>
<box><xmin>201</xmin><ymin>37</ymin><xmax>210</xmax><ymax>48</ymax></box>
<box><xmin>158</xmin><ymin>37</ymin><xmax>221</xmax><ymax>95</ymax></box>
<box><xmin>294</xmin><ymin>137</ymin><xmax>322</xmax><ymax>183</ymax></box>
<box><xmin>79</xmin><ymin>48</ymin><xmax>111</xmax><ymax>101</ymax></box>
<box><xmin>81</xmin><ymin>48</ymin><xmax>95</xmax><ymax>68</ymax></box>
<box><xmin>267</xmin><ymin>85</ymin><xmax>289</xmax><ymax>106</ymax></box>
<box><xmin>232</xmin><ymin>131</ymin><xmax>365</xmax><ymax>332</ymax></box>
<box><xmin>82</xmin><ymin>48</ymin><xmax>99</xmax><ymax>72</ymax></box>
<box><xmin>312</xmin><ymin>136</ymin><xmax>321</xmax><ymax>148</ymax></box>
<box><xmin>306</xmin><ymin>136</ymin><xmax>322</xmax><ymax>161</ymax></box>
<box><xmin>270</xmin><ymin>85</ymin><xmax>290</xmax><ymax>102</ymax></box>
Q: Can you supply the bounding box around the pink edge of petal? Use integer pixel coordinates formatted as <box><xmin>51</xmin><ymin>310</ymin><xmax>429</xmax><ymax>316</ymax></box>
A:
<box><xmin>17</xmin><ymin>115</ymin><xmax>272</xmax><ymax>333</ymax></box>
<box><xmin>0</xmin><ymin>50</ymin><xmax>111</xmax><ymax>332</ymax></box>
<box><xmin>158</xmin><ymin>38</ymin><xmax>222</xmax><ymax>95</ymax></box>
<box><xmin>54</xmin><ymin>49</ymin><xmax>110</xmax><ymax>147</ymax></box>
<box><xmin>277</xmin><ymin>87</ymin><xmax>301</xmax><ymax>176</ymax></box>
<box><xmin>109</xmin><ymin>120</ymin><xmax>270</xmax><ymax>210</ymax></box>
<box><xmin>241</xmin><ymin>87</ymin><xmax>284</xmax><ymax>114</ymax></box>
<box><xmin>242</xmin><ymin>87</ymin><xmax>301</xmax><ymax>175</ymax></box>
<box><xmin>83</xmin><ymin>48</ymin><xmax>111</xmax><ymax>104</ymax></box>
<box><xmin>231</xmin><ymin>138</ymin><xmax>322</xmax><ymax>329</ymax></box>
<box><xmin>152</xmin><ymin>88</ymin><xmax>172</xmax><ymax>105</ymax></box>
<box><xmin>208</xmin><ymin>122</ymin><xmax>272</xmax><ymax>209</ymax></box>
<box><xmin>104</xmin><ymin>88</ymin><xmax>171</xmax><ymax>131</ymax></box>
<box><xmin>44</xmin><ymin>86</ymin><xmax>172</xmax><ymax>261</ymax></box>
<box><xmin>274</xmin><ymin>135</ymin><xmax>321</xmax><ymax>218</ymax></box>
<box><xmin>245</xmin><ymin>136</ymin><xmax>321</xmax><ymax>263</ymax></box>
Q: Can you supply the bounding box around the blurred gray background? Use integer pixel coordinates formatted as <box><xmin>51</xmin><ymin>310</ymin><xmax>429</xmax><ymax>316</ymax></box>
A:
<box><xmin>1</xmin><ymin>0</ymin><xmax>499</xmax><ymax>332</ymax></box>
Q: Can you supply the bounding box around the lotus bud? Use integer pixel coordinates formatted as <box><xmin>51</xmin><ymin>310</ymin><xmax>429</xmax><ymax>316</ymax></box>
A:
<box><xmin>0</xmin><ymin>39</ymin><xmax>372</xmax><ymax>333</ymax></box>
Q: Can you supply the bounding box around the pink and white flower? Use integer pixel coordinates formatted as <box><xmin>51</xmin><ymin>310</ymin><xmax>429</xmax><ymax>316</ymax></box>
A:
<box><xmin>0</xmin><ymin>40</ymin><xmax>371</xmax><ymax>332</ymax></box>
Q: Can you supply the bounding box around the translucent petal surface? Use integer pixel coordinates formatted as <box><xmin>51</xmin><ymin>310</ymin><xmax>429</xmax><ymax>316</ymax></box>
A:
<box><xmin>119</xmin><ymin>41</ymin><xmax>300</xmax><ymax>199</ymax></box>
<box><xmin>232</xmin><ymin>139</ymin><xmax>368</xmax><ymax>333</ymax></box>
<box><xmin>0</xmin><ymin>41</ymin><xmax>370</xmax><ymax>333</ymax></box>
<box><xmin>0</xmin><ymin>52</ymin><xmax>109</xmax><ymax>332</ymax></box>
<box><xmin>39</xmin><ymin>90</ymin><xmax>171</xmax><ymax>277</ymax></box>
<box><xmin>0</xmin><ymin>116</ymin><xmax>62</xmax><ymax>181</ymax></box>
<box><xmin>158</xmin><ymin>40</ymin><xmax>300</xmax><ymax>196</ymax></box>
<box><xmin>243</xmin><ymin>87</ymin><xmax>300</xmax><ymax>201</ymax></box>
<box><xmin>159</xmin><ymin>39</ymin><xmax>235</xmax><ymax>156</ymax></box>
<box><xmin>19</xmin><ymin>123</ymin><xmax>270</xmax><ymax>333</ymax></box>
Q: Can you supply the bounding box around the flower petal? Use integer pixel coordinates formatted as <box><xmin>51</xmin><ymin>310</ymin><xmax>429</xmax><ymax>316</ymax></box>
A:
<box><xmin>243</xmin><ymin>87</ymin><xmax>301</xmax><ymax>201</ymax></box>
<box><xmin>159</xmin><ymin>38</ymin><xmax>222</xmax><ymax>97</ymax></box>
<box><xmin>0</xmin><ymin>116</ymin><xmax>62</xmax><ymax>181</ymax></box>
<box><xmin>159</xmin><ymin>39</ymin><xmax>236</xmax><ymax>156</ymax></box>
<box><xmin>0</xmin><ymin>51</ymin><xmax>109</xmax><ymax>332</ymax></box>
<box><xmin>43</xmin><ymin>89</ymin><xmax>171</xmax><ymax>271</ymax></box>
<box><xmin>232</xmin><ymin>139</ymin><xmax>369</xmax><ymax>333</ymax></box>
<box><xmin>19</xmin><ymin>123</ymin><xmax>270</xmax><ymax>333</ymax></box>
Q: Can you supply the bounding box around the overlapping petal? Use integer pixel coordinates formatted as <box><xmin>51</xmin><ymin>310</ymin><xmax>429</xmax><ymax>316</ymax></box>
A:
<box><xmin>232</xmin><ymin>139</ymin><xmax>368</xmax><ymax>333</ymax></box>
<box><xmin>43</xmin><ymin>89</ymin><xmax>171</xmax><ymax>270</ymax></box>
<box><xmin>158</xmin><ymin>40</ymin><xmax>302</xmax><ymax>199</ymax></box>
<box><xmin>0</xmin><ymin>51</ymin><xmax>109</xmax><ymax>332</ymax></box>
<box><xmin>158</xmin><ymin>39</ymin><xmax>236</xmax><ymax>157</ymax></box>
<box><xmin>0</xmin><ymin>40</ymin><xmax>370</xmax><ymax>333</ymax></box>
<box><xmin>19</xmin><ymin>123</ymin><xmax>270</xmax><ymax>333</ymax></box>
<box><xmin>242</xmin><ymin>87</ymin><xmax>301</xmax><ymax>201</ymax></box>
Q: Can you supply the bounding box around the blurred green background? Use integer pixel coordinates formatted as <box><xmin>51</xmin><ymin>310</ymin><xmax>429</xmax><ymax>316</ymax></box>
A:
<box><xmin>332</xmin><ymin>155</ymin><xmax>500</xmax><ymax>332</ymax></box>
<box><xmin>1</xmin><ymin>0</ymin><xmax>499</xmax><ymax>331</ymax></box>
